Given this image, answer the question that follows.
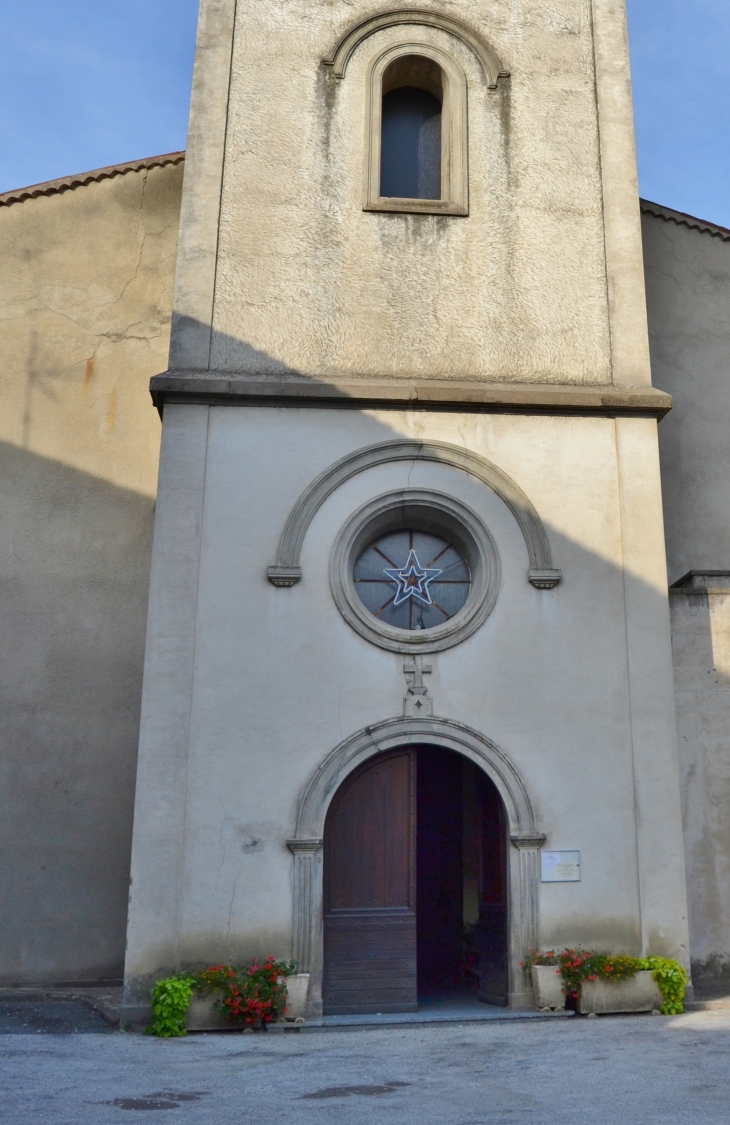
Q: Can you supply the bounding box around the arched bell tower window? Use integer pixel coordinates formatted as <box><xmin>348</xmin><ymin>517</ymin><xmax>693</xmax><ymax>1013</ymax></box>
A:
<box><xmin>363</xmin><ymin>43</ymin><xmax>468</xmax><ymax>217</ymax></box>
<box><xmin>380</xmin><ymin>56</ymin><xmax>443</xmax><ymax>201</ymax></box>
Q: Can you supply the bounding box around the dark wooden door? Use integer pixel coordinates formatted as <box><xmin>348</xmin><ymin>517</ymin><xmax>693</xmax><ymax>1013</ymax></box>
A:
<box><xmin>323</xmin><ymin>749</ymin><xmax>417</xmax><ymax>1014</ymax></box>
<box><xmin>475</xmin><ymin>775</ymin><xmax>508</xmax><ymax>1006</ymax></box>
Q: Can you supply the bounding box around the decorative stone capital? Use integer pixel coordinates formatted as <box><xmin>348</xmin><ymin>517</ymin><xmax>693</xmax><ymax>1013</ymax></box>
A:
<box><xmin>287</xmin><ymin>837</ymin><xmax>323</xmax><ymax>855</ymax></box>
<box><xmin>268</xmin><ymin>566</ymin><xmax>302</xmax><ymax>587</ymax></box>
<box><xmin>510</xmin><ymin>833</ymin><xmax>547</xmax><ymax>850</ymax></box>
<box><xmin>528</xmin><ymin>570</ymin><xmax>562</xmax><ymax>589</ymax></box>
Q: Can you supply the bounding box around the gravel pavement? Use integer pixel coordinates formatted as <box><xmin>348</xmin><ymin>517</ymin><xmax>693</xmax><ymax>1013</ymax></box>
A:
<box><xmin>1</xmin><ymin>1006</ymin><xmax>729</xmax><ymax>1124</ymax></box>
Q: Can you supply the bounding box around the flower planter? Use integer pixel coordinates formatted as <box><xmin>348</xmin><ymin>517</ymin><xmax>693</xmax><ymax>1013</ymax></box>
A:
<box><xmin>531</xmin><ymin>965</ymin><xmax>565</xmax><ymax>1011</ymax></box>
<box><xmin>578</xmin><ymin>971</ymin><xmax>663</xmax><ymax>1015</ymax></box>
<box><xmin>279</xmin><ymin>973</ymin><xmax>309</xmax><ymax>1022</ymax></box>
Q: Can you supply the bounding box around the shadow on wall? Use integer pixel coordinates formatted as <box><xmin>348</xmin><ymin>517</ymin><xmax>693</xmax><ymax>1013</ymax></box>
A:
<box><xmin>121</xmin><ymin>323</ymin><xmax>702</xmax><ymax>995</ymax></box>
<box><xmin>3</xmin><ymin>315</ymin><xmax>726</xmax><ymax>986</ymax></box>
<box><xmin>0</xmin><ymin>441</ymin><xmax>155</xmax><ymax>983</ymax></box>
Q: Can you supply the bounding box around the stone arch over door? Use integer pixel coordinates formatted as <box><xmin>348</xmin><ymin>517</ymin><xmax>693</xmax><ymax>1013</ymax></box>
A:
<box><xmin>267</xmin><ymin>438</ymin><xmax>561</xmax><ymax>589</ymax></box>
<box><xmin>287</xmin><ymin>716</ymin><xmax>545</xmax><ymax>1016</ymax></box>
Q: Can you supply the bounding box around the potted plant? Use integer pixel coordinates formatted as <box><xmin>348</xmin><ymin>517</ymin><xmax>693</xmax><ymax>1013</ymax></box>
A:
<box><xmin>522</xmin><ymin>949</ymin><xmax>687</xmax><ymax>1016</ymax></box>
<box><xmin>521</xmin><ymin>950</ymin><xmax>564</xmax><ymax>1010</ymax></box>
<box><xmin>146</xmin><ymin>958</ymin><xmax>305</xmax><ymax>1037</ymax></box>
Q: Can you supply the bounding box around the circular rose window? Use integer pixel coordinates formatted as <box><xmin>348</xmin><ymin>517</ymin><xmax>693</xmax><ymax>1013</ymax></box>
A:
<box><xmin>330</xmin><ymin>490</ymin><xmax>500</xmax><ymax>653</ymax></box>
<box><xmin>353</xmin><ymin>528</ymin><xmax>471</xmax><ymax>631</ymax></box>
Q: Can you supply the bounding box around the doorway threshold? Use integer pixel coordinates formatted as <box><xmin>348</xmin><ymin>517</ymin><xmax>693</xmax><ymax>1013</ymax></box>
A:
<box><xmin>318</xmin><ymin>993</ymin><xmax>573</xmax><ymax>1028</ymax></box>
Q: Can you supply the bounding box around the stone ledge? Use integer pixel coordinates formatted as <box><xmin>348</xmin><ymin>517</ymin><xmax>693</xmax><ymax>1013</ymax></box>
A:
<box><xmin>150</xmin><ymin>373</ymin><xmax>672</xmax><ymax>418</ymax></box>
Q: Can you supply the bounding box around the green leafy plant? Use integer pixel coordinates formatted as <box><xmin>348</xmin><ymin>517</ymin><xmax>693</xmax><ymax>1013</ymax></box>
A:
<box><xmin>637</xmin><ymin>955</ymin><xmax>688</xmax><ymax>1015</ymax></box>
<box><xmin>146</xmin><ymin>974</ymin><xmax>195</xmax><ymax>1038</ymax></box>
<box><xmin>146</xmin><ymin>957</ymin><xmax>298</xmax><ymax>1037</ymax></box>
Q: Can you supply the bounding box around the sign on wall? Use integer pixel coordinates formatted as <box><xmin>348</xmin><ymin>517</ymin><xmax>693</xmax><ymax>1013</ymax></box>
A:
<box><xmin>541</xmin><ymin>851</ymin><xmax>581</xmax><ymax>882</ymax></box>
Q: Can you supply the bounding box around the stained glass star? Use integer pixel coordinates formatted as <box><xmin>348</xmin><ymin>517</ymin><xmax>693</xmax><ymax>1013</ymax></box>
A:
<box><xmin>383</xmin><ymin>550</ymin><xmax>442</xmax><ymax>607</ymax></box>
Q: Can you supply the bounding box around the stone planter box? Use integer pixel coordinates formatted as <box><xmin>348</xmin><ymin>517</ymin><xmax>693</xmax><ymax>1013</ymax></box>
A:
<box><xmin>578</xmin><ymin>971</ymin><xmax>663</xmax><ymax>1015</ymax></box>
<box><xmin>186</xmin><ymin>994</ymin><xmax>230</xmax><ymax>1032</ymax></box>
<box><xmin>532</xmin><ymin>965</ymin><xmax>565</xmax><ymax>1011</ymax></box>
<box><xmin>281</xmin><ymin>973</ymin><xmax>309</xmax><ymax>1022</ymax></box>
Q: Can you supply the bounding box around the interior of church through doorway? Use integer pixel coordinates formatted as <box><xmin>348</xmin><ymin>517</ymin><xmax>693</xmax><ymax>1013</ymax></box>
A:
<box><xmin>323</xmin><ymin>746</ymin><xmax>508</xmax><ymax>1015</ymax></box>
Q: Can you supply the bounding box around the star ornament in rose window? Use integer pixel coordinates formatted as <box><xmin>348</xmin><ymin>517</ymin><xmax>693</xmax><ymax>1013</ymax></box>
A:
<box><xmin>383</xmin><ymin>550</ymin><xmax>443</xmax><ymax>607</ymax></box>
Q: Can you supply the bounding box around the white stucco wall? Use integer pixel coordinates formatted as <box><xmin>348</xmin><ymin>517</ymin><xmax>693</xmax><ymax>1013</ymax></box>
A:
<box><xmin>124</xmin><ymin>405</ymin><xmax>689</xmax><ymax>1007</ymax></box>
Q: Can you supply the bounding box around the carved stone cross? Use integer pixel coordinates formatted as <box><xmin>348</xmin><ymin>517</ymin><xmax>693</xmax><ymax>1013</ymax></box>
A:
<box><xmin>403</xmin><ymin>656</ymin><xmax>433</xmax><ymax>716</ymax></box>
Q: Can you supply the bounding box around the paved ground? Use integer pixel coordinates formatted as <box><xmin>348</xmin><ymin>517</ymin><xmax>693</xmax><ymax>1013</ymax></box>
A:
<box><xmin>1</xmin><ymin>1004</ymin><xmax>730</xmax><ymax>1124</ymax></box>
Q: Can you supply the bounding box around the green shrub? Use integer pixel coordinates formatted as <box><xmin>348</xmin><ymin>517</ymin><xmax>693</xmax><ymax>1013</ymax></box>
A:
<box><xmin>637</xmin><ymin>956</ymin><xmax>688</xmax><ymax>1015</ymax></box>
<box><xmin>146</xmin><ymin>974</ymin><xmax>194</xmax><ymax>1038</ymax></box>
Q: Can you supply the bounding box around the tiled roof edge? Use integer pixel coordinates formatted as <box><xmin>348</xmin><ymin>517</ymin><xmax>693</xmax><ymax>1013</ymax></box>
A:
<box><xmin>0</xmin><ymin>152</ymin><xmax>186</xmax><ymax>208</ymax></box>
<box><xmin>640</xmin><ymin>199</ymin><xmax>730</xmax><ymax>243</ymax></box>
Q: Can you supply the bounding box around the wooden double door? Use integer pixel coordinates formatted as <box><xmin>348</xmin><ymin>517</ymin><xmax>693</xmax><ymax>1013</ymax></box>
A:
<box><xmin>323</xmin><ymin>746</ymin><xmax>508</xmax><ymax>1015</ymax></box>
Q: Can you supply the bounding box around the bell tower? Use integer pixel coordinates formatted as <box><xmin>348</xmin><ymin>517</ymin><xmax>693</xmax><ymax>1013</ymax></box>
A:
<box><xmin>123</xmin><ymin>0</ymin><xmax>690</xmax><ymax>1020</ymax></box>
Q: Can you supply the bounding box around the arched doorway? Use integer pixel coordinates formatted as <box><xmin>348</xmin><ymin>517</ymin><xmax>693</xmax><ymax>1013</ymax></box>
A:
<box><xmin>322</xmin><ymin>745</ymin><xmax>508</xmax><ymax>1015</ymax></box>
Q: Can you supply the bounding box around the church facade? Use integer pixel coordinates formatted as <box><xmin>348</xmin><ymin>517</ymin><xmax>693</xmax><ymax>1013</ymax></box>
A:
<box><xmin>2</xmin><ymin>0</ymin><xmax>730</xmax><ymax>1017</ymax></box>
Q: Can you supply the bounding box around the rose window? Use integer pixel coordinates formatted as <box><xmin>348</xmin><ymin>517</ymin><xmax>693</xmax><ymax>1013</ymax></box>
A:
<box><xmin>353</xmin><ymin>528</ymin><xmax>471</xmax><ymax>631</ymax></box>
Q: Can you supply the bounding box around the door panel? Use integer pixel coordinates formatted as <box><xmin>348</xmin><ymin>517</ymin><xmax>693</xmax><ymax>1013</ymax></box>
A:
<box><xmin>323</xmin><ymin>749</ymin><xmax>417</xmax><ymax>1014</ymax></box>
<box><xmin>475</xmin><ymin>776</ymin><xmax>508</xmax><ymax>1006</ymax></box>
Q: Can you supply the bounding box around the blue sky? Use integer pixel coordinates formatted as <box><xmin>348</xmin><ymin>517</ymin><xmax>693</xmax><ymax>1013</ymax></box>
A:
<box><xmin>1</xmin><ymin>1</ymin><xmax>728</xmax><ymax>226</ymax></box>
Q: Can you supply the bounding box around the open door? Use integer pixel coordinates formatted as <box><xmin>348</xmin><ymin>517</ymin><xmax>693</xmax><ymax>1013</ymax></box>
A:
<box><xmin>323</xmin><ymin>748</ymin><xmax>417</xmax><ymax>1014</ymax></box>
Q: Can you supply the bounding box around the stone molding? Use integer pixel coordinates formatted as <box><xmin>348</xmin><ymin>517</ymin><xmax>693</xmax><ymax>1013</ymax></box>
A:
<box><xmin>168</xmin><ymin>0</ymin><xmax>238</xmax><ymax>372</ymax></box>
<box><xmin>149</xmin><ymin>374</ymin><xmax>673</xmax><ymax>417</ymax></box>
<box><xmin>670</xmin><ymin>570</ymin><xmax>730</xmax><ymax>594</ymax></box>
<box><xmin>329</xmin><ymin>488</ymin><xmax>501</xmax><ymax>653</ymax></box>
<box><xmin>322</xmin><ymin>7</ymin><xmax>509</xmax><ymax>88</ymax></box>
<box><xmin>362</xmin><ymin>42</ymin><xmax>469</xmax><ymax>216</ymax></box>
<box><xmin>288</xmin><ymin>716</ymin><xmax>543</xmax><ymax>1012</ymax></box>
<box><xmin>286</xmin><ymin>839</ymin><xmax>323</xmax><ymax>974</ymax></box>
<box><xmin>267</xmin><ymin>439</ymin><xmax>561</xmax><ymax>590</ymax></box>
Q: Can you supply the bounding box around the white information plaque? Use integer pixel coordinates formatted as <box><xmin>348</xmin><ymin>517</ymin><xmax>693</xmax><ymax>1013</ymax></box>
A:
<box><xmin>541</xmin><ymin>850</ymin><xmax>581</xmax><ymax>882</ymax></box>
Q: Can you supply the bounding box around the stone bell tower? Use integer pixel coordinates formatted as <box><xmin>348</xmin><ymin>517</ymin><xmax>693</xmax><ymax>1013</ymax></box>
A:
<box><xmin>123</xmin><ymin>0</ymin><xmax>690</xmax><ymax>1020</ymax></box>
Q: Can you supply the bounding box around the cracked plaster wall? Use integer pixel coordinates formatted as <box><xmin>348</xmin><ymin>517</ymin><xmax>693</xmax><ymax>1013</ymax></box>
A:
<box><xmin>0</xmin><ymin>161</ymin><xmax>183</xmax><ymax>981</ymax></box>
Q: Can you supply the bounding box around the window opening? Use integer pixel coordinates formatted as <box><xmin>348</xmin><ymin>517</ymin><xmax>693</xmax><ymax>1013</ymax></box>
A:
<box><xmin>353</xmin><ymin>527</ymin><xmax>471</xmax><ymax>631</ymax></box>
<box><xmin>380</xmin><ymin>56</ymin><xmax>443</xmax><ymax>201</ymax></box>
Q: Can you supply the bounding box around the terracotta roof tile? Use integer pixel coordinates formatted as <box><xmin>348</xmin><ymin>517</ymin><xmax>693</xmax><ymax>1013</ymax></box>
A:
<box><xmin>640</xmin><ymin>199</ymin><xmax>730</xmax><ymax>242</ymax></box>
<box><xmin>0</xmin><ymin>152</ymin><xmax>185</xmax><ymax>208</ymax></box>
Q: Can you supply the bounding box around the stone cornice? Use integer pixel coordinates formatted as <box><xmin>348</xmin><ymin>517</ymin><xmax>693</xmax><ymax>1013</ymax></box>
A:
<box><xmin>150</xmin><ymin>373</ymin><xmax>672</xmax><ymax>418</ymax></box>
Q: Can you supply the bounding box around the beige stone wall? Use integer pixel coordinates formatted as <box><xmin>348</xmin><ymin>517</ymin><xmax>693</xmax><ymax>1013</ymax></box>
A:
<box><xmin>0</xmin><ymin>158</ymin><xmax>182</xmax><ymax>982</ymax></box>
<box><xmin>643</xmin><ymin>210</ymin><xmax>730</xmax><ymax>584</ymax></box>
<box><xmin>670</xmin><ymin>579</ymin><xmax>730</xmax><ymax>986</ymax></box>
<box><xmin>172</xmin><ymin>0</ymin><xmax>652</xmax><ymax>391</ymax></box>
<box><xmin>643</xmin><ymin>208</ymin><xmax>730</xmax><ymax>985</ymax></box>
<box><xmin>214</xmin><ymin>1</ymin><xmax>610</xmax><ymax>383</ymax></box>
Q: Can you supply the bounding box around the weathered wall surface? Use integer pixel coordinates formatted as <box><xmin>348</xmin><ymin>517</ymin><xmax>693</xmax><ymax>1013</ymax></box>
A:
<box><xmin>213</xmin><ymin>0</ymin><xmax>610</xmax><ymax>382</ymax></box>
<box><xmin>0</xmin><ymin>158</ymin><xmax>182</xmax><ymax>982</ymax></box>
<box><xmin>670</xmin><ymin>577</ymin><xmax>730</xmax><ymax>986</ymax></box>
<box><xmin>171</xmin><ymin>0</ymin><xmax>651</xmax><ymax>390</ymax></box>
<box><xmin>643</xmin><ymin>208</ymin><xmax>730</xmax><ymax>585</ymax></box>
<box><xmin>124</xmin><ymin>405</ymin><xmax>689</xmax><ymax>1012</ymax></box>
<box><xmin>643</xmin><ymin>207</ymin><xmax>730</xmax><ymax>984</ymax></box>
